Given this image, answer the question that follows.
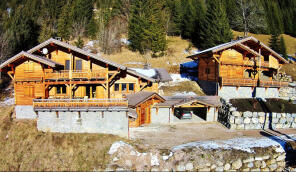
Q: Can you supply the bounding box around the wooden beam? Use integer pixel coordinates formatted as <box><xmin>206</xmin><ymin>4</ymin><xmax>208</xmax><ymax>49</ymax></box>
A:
<box><xmin>7</xmin><ymin>71</ymin><xmax>14</xmax><ymax>80</ymax></box>
<box><xmin>213</xmin><ymin>54</ymin><xmax>221</xmax><ymax>63</ymax></box>
<box><xmin>108</xmin><ymin>72</ymin><xmax>119</xmax><ymax>82</ymax></box>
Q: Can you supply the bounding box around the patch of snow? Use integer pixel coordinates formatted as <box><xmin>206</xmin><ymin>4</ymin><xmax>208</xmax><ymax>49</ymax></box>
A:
<box><xmin>162</xmin><ymin>152</ymin><xmax>173</xmax><ymax>161</ymax></box>
<box><xmin>174</xmin><ymin>92</ymin><xmax>197</xmax><ymax>96</ymax></box>
<box><xmin>121</xmin><ymin>38</ymin><xmax>131</xmax><ymax>45</ymax></box>
<box><xmin>130</xmin><ymin>68</ymin><xmax>157</xmax><ymax>78</ymax></box>
<box><xmin>108</xmin><ymin>141</ymin><xmax>132</xmax><ymax>154</ymax></box>
<box><xmin>86</xmin><ymin>41</ymin><xmax>94</xmax><ymax>47</ymax></box>
<box><xmin>172</xmin><ymin>136</ymin><xmax>290</xmax><ymax>153</ymax></box>
<box><xmin>124</xmin><ymin>62</ymin><xmax>144</xmax><ymax>65</ymax></box>
<box><xmin>0</xmin><ymin>97</ymin><xmax>14</xmax><ymax>106</ymax></box>
<box><xmin>150</xmin><ymin>153</ymin><xmax>159</xmax><ymax>166</ymax></box>
<box><xmin>171</xmin><ymin>74</ymin><xmax>191</xmax><ymax>83</ymax></box>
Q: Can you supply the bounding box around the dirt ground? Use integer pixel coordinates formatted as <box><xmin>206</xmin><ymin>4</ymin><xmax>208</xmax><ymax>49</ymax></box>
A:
<box><xmin>130</xmin><ymin>122</ymin><xmax>296</xmax><ymax>149</ymax></box>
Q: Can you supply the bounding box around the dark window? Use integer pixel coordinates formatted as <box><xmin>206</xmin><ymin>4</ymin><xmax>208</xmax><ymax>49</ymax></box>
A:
<box><xmin>56</xmin><ymin>86</ymin><xmax>61</xmax><ymax>94</ymax></box>
<box><xmin>122</xmin><ymin>83</ymin><xmax>127</xmax><ymax>91</ymax></box>
<box><xmin>129</xmin><ymin>83</ymin><xmax>134</xmax><ymax>91</ymax></box>
<box><xmin>264</xmin><ymin>55</ymin><xmax>269</xmax><ymax>61</ymax></box>
<box><xmin>205</xmin><ymin>68</ymin><xmax>210</xmax><ymax>74</ymax></box>
<box><xmin>76</xmin><ymin>60</ymin><xmax>82</xmax><ymax>70</ymax></box>
<box><xmin>114</xmin><ymin>84</ymin><xmax>120</xmax><ymax>91</ymax></box>
<box><xmin>56</xmin><ymin>86</ymin><xmax>66</xmax><ymax>94</ymax></box>
<box><xmin>65</xmin><ymin>60</ymin><xmax>70</xmax><ymax>70</ymax></box>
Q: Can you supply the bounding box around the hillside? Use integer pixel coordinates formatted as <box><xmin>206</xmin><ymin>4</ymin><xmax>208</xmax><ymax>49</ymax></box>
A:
<box><xmin>233</xmin><ymin>31</ymin><xmax>296</xmax><ymax>56</ymax></box>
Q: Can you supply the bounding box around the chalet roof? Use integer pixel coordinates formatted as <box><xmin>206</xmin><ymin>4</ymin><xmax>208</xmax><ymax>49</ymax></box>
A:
<box><xmin>188</xmin><ymin>36</ymin><xmax>288</xmax><ymax>63</ymax></box>
<box><xmin>155</xmin><ymin>96</ymin><xmax>221</xmax><ymax>108</ymax></box>
<box><xmin>27</xmin><ymin>38</ymin><xmax>126</xmax><ymax>70</ymax></box>
<box><xmin>127</xmin><ymin>68</ymin><xmax>172</xmax><ymax>83</ymax></box>
<box><xmin>126</xmin><ymin>92</ymin><xmax>165</xmax><ymax>108</ymax></box>
<box><xmin>0</xmin><ymin>51</ymin><xmax>63</xmax><ymax>70</ymax></box>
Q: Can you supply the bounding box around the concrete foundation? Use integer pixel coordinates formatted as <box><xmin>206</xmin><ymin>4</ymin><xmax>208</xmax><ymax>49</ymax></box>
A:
<box><xmin>37</xmin><ymin>111</ymin><xmax>129</xmax><ymax>137</ymax></box>
<box><xmin>15</xmin><ymin>105</ymin><xmax>37</xmax><ymax>119</ymax></box>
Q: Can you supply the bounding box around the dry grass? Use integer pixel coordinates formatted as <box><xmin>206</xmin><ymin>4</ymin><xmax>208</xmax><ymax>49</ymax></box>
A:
<box><xmin>0</xmin><ymin>106</ymin><xmax>130</xmax><ymax>171</ymax></box>
<box><xmin>104</xmin><ymin>36</ymin><xmax>193</xmax><ymax>72</ymax></box>
<box><xmin>159</xmin><ymin>81</ymin><xmax>205</xmax><ymax>96</ymax></box>
<box><xmin>233</xmin><ymin>30</ymin><xmax>296</xmax><ymax>55</ymax></box>
<box><xmin>281</xmin><ymin>63</ymin><xmax>296</xmax><ymax>81</ymax></box>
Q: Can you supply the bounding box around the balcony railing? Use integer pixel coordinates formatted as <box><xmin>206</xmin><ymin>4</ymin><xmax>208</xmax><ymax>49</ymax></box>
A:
<box><xmin>44</xmin><ymin>70</ymin><xmax>107</xmax><ymax>80</ymax></box>
<box><xmin>219</xmin><ymin>77</ymin><xmax>289</xmax><ymax>87</ymax></box>
<box><xmin>221</xmin><ymin>60</ymin><xmax>270</xmax><ymax>68</ymax></box>
<box><xmin>33</xmin><ymin>98</ymin><xmax>128</xmax><ymax>111</ymax></box>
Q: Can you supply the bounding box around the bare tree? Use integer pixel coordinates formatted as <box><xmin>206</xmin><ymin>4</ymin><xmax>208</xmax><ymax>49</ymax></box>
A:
<box><xmin>0</xmin><ymin>31</ymin><xmax>11</xmax><ymax>62</ymax></box>
<box><xmin>71</xmin><ymin>18</ymin><xmax>87</xmax><ymax>39</ymax></box>
<box><xmin>232</xmin><ymin>0</ymin><xmax>267</xmax><ymax>37</ymax></box>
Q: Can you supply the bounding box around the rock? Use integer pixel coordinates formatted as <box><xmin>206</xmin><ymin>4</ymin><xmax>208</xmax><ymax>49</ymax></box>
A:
<box><xmin>273</xmin><ymin>118</ymin><xmax>279</xmax><ymax>123</ymax></box>
<box><xmin>276</xmin><ymin>124</ymin><xmax>283</xmax><ymax>129</ymax></box>
<box><xmin>261</xmin><ymin>168</ymin><xmax>270</xmax><ymax>172</ymax></box>
<box><xmin>292</xmin><ymin>123</ymin><xmax>296</xmax><ymax>128</ymax></box>
<box><xmin>280</xmin><ymin>118</ymin><xmax>287</xmax><ymax>124</ymax></box>
<box><xmin>272</xmin><ymin>113</ymin><xmax>277</xmax><ymax>118</ymax></box>
<box><xmin>216</xmin><ymin>161</ymin><xmax>224</xmax><ymax>167</ymax></box>
<box><xmin>262</xmin><ymin>155</ymin><xmax>270</xmax><ymax>160</ymax></box>
<box><xmin>287</xmin><ymin>113</ymin><xmax>292</xmax><ymax>118</ymax></box>
<box><xmin>258</xmin><ymin>112</ymin><xmax>265</xmax><ymax>117</ymax></box>
<box><xmin>266</xmin><ymin>159</ymin><xmax>276</xmax><ymax>165</ymax></box>
<box><xmin>254</xmin><ymin>161</ymin><xmax>261</xmax><ymax>168</ymax></box>
<box><xmin>252</xmin><ymin>118</ymin><xmax>259</xmax><ymax>124</ymax></box>
<box><xmin>244</xmin><ymin>117</ymin><xmax>251</xmax><ymax>124</ymax></box>
<box><xmin>224</xmin><ymin>163</ymin><xmax>231</xmax><ymax>170</ymax></box>
<box><xmin>243</xmin><ymin>157</ymin><xmax>254</xmax><ymax>163</ymax></box>
<box><xmin>235</xmin><ymin>117</ymin><xmax>243</xmax><ymax>124</ymax></box>
<box><xmin>113</xmin><ymin>157</ymin><xmax>119</xmax><ymax>162</ymax></box>
<box><xmin>261</xmin><ymin>161</ymin><xmax>267</xmax><ymax>168</ymax></box>
<box><xmin>259</xmin><ymin>117</ymin><xmax>265</xmax><ymax>124</ymax></box>
<box><xmin>252</xmin><ymin>112</ymin><xmax>258</xmax><ymax>118</ymax></box>
<box><xmin>255</xmin><ymin>156</ymin><xmax>263</xmax><ymax>161</ymax></box>
<box><xmin>230</xmin><ymin>107</ymin><xmax>237</xmax><ymax>111</ymax></box>
<box><xmin>244</xmin><ymin>111</ymin><xmax>253</xmax><ymax>118</ymax></box>
<box><xmin>251</xmin><ymin>168</ymin><xmax>260</xmax><ymax>172</ymax></box>
<box><xmin>216</xmin><ymin>166</ymin><xmax>224</xmax><ymax>172</ymax></box>
<box><xmin>185</xmin><ymin>163</ymin><xmax>194</xmax><ymax>171</ymax></box>
<box><xmin>232</xmin><ymin>111</ymin><xmax>241</xmax><ymax>117</ymax></box>
<box><xmin>242</xmin><ymin>168</ymin><xmax>250</xmax><ymax>171</ymax></box>
<box><xmin>276</xmin><ymin>113</ymin><xmax>282</xmax><ymax>118</ymax></box>
<box><xmin>199</xmin><ymin>168</ymin><xmax>211</xmax><ymax>171</ymax></box>
<box><xmin>230</xmin><ymin>116</ymin><xmax>235</xmax><ymax>123</ymax></box>
<box><xmin>269</xmin><ymin>163</ymin><xmax>278</xmax><ymax>171</ymax></box>
<box><xmin>232</xmin><ymin>159</ymin><xmax>242</xmax><ymax>170</ymax></box>
<box><xmin>125</xmin><ymin>160</ymin><xmax>133</xmax><ymax>168</ymax></box>
<box><xmin>277</xmin><ymin>161</ymin><xmax>285</xmax><ymax>167</ymax></box>
<box><xmin>210</xmin><ymin>164</ymin><xmax>217</xmax><ymax>170</ymax></box>
<box><xmin>276</xmin><ymin>155</ymin><xmax>286</xmax><ymax>161</ymax></box>
<box><xmin>247</xmin><ymin>162</ymin><xmax>254</xmax><ymax>168</ymax></box>
<box><xmin>244</xmin><ymin>124</ymin><xmax>251</xmax><ymax>130</ymax></box>
<box><xmin>174</xmin><ymin>151</ymin><xmax>186</xmax><ymax>161</ymax></box>
<box><xmin>205</xmin><ymin>163</ymin><xmax>211</xmax><ymax>167</ymax></box>
<box><xmin>292</xmin><ymin>113</ymin><xmax>296</xmax><ymax>118</ymax></box>
<box><xmin>176</xmin><ymin>164</ymin><xmax>186</xmax><ymax>171</ymax></box>
<box><xmin>282</xmin><ymin>113</ymin><xmax>286</xmax><ymax>118</ymax></box>
<box><xmin>230</xmin><ymin>124</ymin><xmax>237</xmax><ymax>130</ymax></box>
<box><xmin>287</xmin><ymin>117</ymin><xmax>294</xmax><ymax>123</ymax></box>
<box><xmin>237</xmin><ymin>124</ymin><xmax>245</xmax><ymax>130</ymax></box>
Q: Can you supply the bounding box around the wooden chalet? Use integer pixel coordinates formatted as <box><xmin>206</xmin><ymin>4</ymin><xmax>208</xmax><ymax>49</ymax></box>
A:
<box><xmin>187</xmin><ymin>36</ymin><xmax>290</xmax><ymax>96</ymax></box>
<box><xmin>0</xmin><ymin>38</ymin><xmax>170</xmax><ymax>115</ymax></box>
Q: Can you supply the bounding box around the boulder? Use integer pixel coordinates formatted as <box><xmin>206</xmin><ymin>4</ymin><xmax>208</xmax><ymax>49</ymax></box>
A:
<box><xmin>292</xmin><ymin>113</ymin><xmax>296</xmax><ymax>118</ymax></box>
<box><xmin>243</xmin><ymin>111</ymin><xmax>253</xmax><ymax>118</ymax></box>
<box><xmin>276</xmin><ymin>113</ymin><xmax>281</xmax><ymax>118</ymax></box>
<box><xmin>237</xmin><ymin>124</ymin><xmax>245</xmax><ymax>130</ymax></box>
<box><xmin>231</xmin><ymin>159</ymin><xmax>242</xmax><ymax>170</ymax></box>
<box><xmin>185</xmin><ymin>163</ymin><xmax>194</xmax><ymax>171</ymax></box>
<box><xmin>261</xmin><ymin>161</ymin><xmax>267</xmax><ymax>168</ymax></box>
<box><xmin>229</xmin><ymin>116</ymin><xmax>235</xmax><ymax>123</ymax></box>
<box><xmin>232</xmin><ymin>111</ymin><xmax>241</xmax><ymax>117</ymax></box>
<box><xmin>258</xmin><ymin>112</ymin><xmax>266</xmax><ymax>117</ymax></box>
<box><xmin>254</xmin><ymin>161</ymin><xmax>261</xmax><ymax>168</ymax></box>
<box><xmin>252</xmin><ymin>112</ymin><xmax>258</xmax><ymax>118</ymax></box>
<box><xmin>244</xmin><ymin>117</ymin><xmax>251</xmax><ymax>124</ymax></box>
<box><xmin>235</xmin><ymin>117</ymin><xmax>243</xmax><ymax>124</ymax></box>
<box><xmin>259</xmin><ymin>117</ymin><xmax>265</xmax><ymax>124</ymax></box>
<box><xmin>224</xmin><ymin>163</ymin><xmax>231</xmax><ymax>170</ymax></box>
<box><xmin>176</xmin><ymin>164</ymin><xmax>186</xmax><ymax>171</ymax></box>
<box><xmin>276</xmin><ymin>155</ymin><xmax>286</xmax><ymax>161</ymax></box>
<box><xmin>269</xmin><ymin>163</ymin><xmax>278</xmax><ymax>171</ymax></box>
<box><xmin>247</xmin><ymin>162</ymin><xmax>254</xmax><ymax>168</ymax></box>
<box><xmin>252</xmin><ymin>118</ymin><xmax>259</xmax><ymax>124</ymax></box>
<box><xmin>243</xmin><ymin>157</ymin><xmax>254</xmax><ymax>163</ymax></box>
<box><xmin>287</xmin><ymin>113</ymin><xmax>292</xmax><ymax>118</ymax></box>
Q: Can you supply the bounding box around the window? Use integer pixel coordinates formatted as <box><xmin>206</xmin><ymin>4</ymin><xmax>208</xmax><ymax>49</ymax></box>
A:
<box><xmin>24</xmin><ymin>86</ymin><xmax>34</xmax><ymax>97</ymax></box>
<box><xmin>205</xmin><ymin>68</ymin><xmax>210</xmax><ymax>74</ymax></box>
<box><xmin>129</xmin><ymin>83</ymin><xmax>134</xmax><ymax>92</ymax></box>
<box><xmin>75</xmin><ymin>60</ymin><xmax>82</xmax><ymax>70</ymax></box>
<box><xmin>65</xmin><ymin>60</ymin><xmax>70</xmax><ymax>70</ymax></box>
<box><xmin>114</xmin><ymin>84</ymin><xmax>120</xmax><ymax>91</ymax></box>
<box><xmin>56</xmin><ymin>85</ymin><xmax>67</xmax><ymax>94</ymax></box>
<box><xmin>122</xmin><ymin>84</ymin><xmax>127</xmax><ymax>91</ymax></box>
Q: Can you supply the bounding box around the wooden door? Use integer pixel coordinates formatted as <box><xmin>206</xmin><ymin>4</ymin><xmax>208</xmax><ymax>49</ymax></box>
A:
<box><xmin>140</xmin><ymin>107</ymin><xmax>146</xmax><ymax>125</ymax></box>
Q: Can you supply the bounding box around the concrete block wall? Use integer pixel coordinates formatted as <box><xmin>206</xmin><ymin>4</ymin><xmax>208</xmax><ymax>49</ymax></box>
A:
<box><xmin>15</xmin><ymin>105</ymin><xmax>37</xmax><ymax>119</ymax></box>
<box><xmin>37</xmin><ymin>111</ymin><xmax>129</xmax><ymax>137</ymax></box>
<box><xmin>228</xmin><ymin>111</ymin><xmax>296</xmax><ymax>130</ymax></box>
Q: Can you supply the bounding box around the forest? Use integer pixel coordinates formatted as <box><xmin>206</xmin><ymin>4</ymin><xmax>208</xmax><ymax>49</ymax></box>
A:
<box><xmin>0</xmin><ymin>0</ymin><xmax>295</xmax><ymax>60</ymax></box>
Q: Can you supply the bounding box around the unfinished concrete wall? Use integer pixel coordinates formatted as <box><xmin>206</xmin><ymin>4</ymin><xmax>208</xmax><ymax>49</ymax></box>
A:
<box><xmin>218</xmin><ymin>86</ymin><xmax>279</xmax><ymax>101</ymax></box>
<box><xmin>151</xmin><ymin>107</ymin><xmax>171</xmax><ymax>124</ymax></box>
<box><xmin>207</xmin><ymin>107</ymin><xmax>218</xmax><ymax>122</ymax></box>
<box><xmin>15</xmin><ymin>105</ymin><xmax>37</xmax><ymax>119</ymax></box>
<box><xmin>37</xmin><ymin>111</ymin><xmax>129</xmax><ymax>137</ymax></box>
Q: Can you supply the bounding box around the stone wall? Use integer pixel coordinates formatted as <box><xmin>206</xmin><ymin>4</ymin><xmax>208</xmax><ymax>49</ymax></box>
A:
<box><xmin>15</xmin><ymin>105</ymin><xmax>37</xmax><ymax>119</ymax></box>
<box><xmin>224</xmin><ymin>110</ymin><xmax>296</xmax><ymax>130</ymax></box>
<box><xmin>218</xmin><ymin>86</ymin><xmax>279</xmax><ymax>101</ymax></box>
<box><xmin>37</xmin><ymin>111</ymin><xmax>129</xmax><ymax>137</ymax></box>
<box><xmin>279</xmin><ymin>84</ymin><xmax>296</xmax><ymax>100</ymax></box>
<box><xmin>106</xmin><ymin>139</ymin><xmax>286</xmax><ymax>171</ymax></box>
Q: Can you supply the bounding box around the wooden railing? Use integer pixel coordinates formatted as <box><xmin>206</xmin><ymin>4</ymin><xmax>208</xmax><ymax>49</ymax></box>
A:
<box><xmin>221</xmin><ymin>60</ymin><xmax>269</xmax><ymax>68</ymax></box>
<box><xmin>44</xmin><ymin>69</ymin><xmax>107</xmax><ymax>80</ymax></box>
<box><xmin>33</xmin><ymin>98</ymin><xmax>128</xmax><ymax>109</ymax></box>
<box><xmin>219</xmin><ymin>77</ymin><xmax>289</xmax><ymax>87</ymax></box>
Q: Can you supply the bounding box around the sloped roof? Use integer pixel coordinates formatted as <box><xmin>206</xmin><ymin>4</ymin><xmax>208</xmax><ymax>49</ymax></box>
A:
<box><xmin>0</xmin><ymin>51</ymin><xmax>63</xmax><ymax>70</ymax></box>
<box><xmin>28</xmin><ymin>38</ymin><xmax>126</xmax><ymax>70</ymax></box>
<box><xmin>127</xmin><ymin>68</ymin><xmax>172</xmax><ymax>83</ymax></box>
<box><xmin>155</xmin><ymin>68</ymin><xmax>173</xmax><ymax>82</ymax></box>
<box><xmin>155</xmin><ymin>96</ymin><xmax>221</xmax><ymax>108</ymax></box>
<box><xmin>126</xmin><ymin>92</ymin><xmax>165</xmax><ymax>108</ymax></box>
<box><xmin>188</xmin><ymin>36</ymin><xmax>288</xmax><ymax>63</ymax></box>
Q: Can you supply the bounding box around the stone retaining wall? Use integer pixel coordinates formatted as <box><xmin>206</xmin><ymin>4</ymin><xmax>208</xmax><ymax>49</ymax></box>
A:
<box><xmin>227</xmin><ymin>111</ymin><xmax>296</xmax><ymax>130</ymax></box>
<box><xmin>105</xmin><ymin>139</ymin><xmax>286</xmax><ymax>171</ymax></box>
<box><xmin>15</xmin><ymin>105</ymin><xmax>37</xmax><ymax>119</ymax></box>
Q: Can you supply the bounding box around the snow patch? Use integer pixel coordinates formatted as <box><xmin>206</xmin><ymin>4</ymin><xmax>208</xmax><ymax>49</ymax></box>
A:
<box><xmin>121</xmin><ymin>38</ymin><xmax>131</xmax><ymax>45</ymax></box>
<box><xmin>130</xmin><ymin>68</ymin><xmax>156</xmax><ymax>78</ymax></box>
<box><xmin>174</xmin><ymin>92</ymin><xmax>197</xmax><ymax>96</ymax></box>
<box><xmin>171</xmin><ymin>74</ymin><xmax>191</xmax><ymax>83</ymax></box>
<box><xmin>150</xmin><ymin>153</ymin><xmax>159</xmax><ymax>166</ymax></box>
<box><xmin>0</xmin><ymin>97</ymin><xmax>14</xmax><ymax>106</ymax></box>
<box><xmin>172</xmin><ymin>136</ymin><xmax>289</xmax><ymax>153</ymax></box>
<box><xmin>86</xmin><ymin>41</ymin><xmax>94</xmax><ymax>47</ymax></box>
<box><xmin>108</xmin><ymin>141</ymin><xmax>132</xmax><ymax>155</ymax></box>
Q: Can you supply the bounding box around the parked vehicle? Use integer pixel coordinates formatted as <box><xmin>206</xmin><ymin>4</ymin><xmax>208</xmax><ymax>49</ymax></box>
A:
<box><xmin>175</xmin><ymin>109</ymin><xmax>192</xmax><ymax>119</ymax></box>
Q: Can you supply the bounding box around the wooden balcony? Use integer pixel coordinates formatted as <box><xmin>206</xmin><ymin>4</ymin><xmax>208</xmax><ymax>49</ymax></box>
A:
<box><xmin>44</xmin><ymin>70</ymin><xmax>107</xmax><ymax>81</ymax></box>
<box><xmin>219</xmin><ymin>77</ymin><xmax>289</xmax><ymax>88</ymax></box>
<box><xmin>33</xmin><ymin>98</ymin><xmax>128</xmax><ymax>111</ymax></box>
<box><xmin>221</xmin><ymin>60</ymin><xmax>270</xmax><ymax>68</ymax></box>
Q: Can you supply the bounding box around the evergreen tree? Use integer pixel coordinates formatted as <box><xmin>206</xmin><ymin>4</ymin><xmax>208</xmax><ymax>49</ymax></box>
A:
<box><xmin>199</xmin><ymin>0</ymin><xmax>233</xmax><ymax>49</ymax></box>
<box><xmin>166</xmin><ymin>0</ymin><xmax>183</xmax><ymax>36</ymax></box>
<box><xmin>279</xmin><ymin>36</ymin><xmax>288</xmax><ymax>59</ymax></box>
<box><xmin>57</xmin><ymin>2</ymin><xmax>72</xmax><ymax>41</ymax></box>
<box><xmin>181</xmin><ymin>0</ymin><xmax>196</xmax><ymax>39</ymax></box>
<box><xmin>128</xmin><ymin>0</ymin><xmax>167</xmax><ymax>56</ymax></box>
<box><xmin>269</xmin><ymin>32</ymin><xmax>280</xmax><ymax>53</ymax></box>
<box><xmin>191</xmin><ymin>0</ymin><xmax>206</xmax><ymax>48</ymax></box>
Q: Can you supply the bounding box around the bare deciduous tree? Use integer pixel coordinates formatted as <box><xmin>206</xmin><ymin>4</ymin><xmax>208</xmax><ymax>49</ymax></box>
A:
<box><xmin>0</xmin><ymin>31</ymin><xmax>11</xmax><ymax>62</ymax></box>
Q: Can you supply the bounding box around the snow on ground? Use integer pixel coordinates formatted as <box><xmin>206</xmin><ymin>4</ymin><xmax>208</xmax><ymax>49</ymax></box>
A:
<box><xmin>120</xmin><ymin>38</ymin><xmax>131</xmax><ymax>45</ymax></box>
<box><xmin>130</xmin><ymin>68</ymin><xmax>157</xmax><ymax>78</ymax></box>
<box><xmin>174</xmin><ymin>91</ymin><xmax>197</xmax><ymax>96</ymax></box>
<box><xmin>172</xmin><ymin>135</ymin><xmax>294</xmax><ymax>153</ymax></box>
<box><xmin>170</xmin><ymin>74</ymin><xmax>191</xmax><ymax>83</ymax></box>
<box><xmin>0</xmin><ymin>97</ymin><xmax>14</xmax><ymax>106</ymax></box>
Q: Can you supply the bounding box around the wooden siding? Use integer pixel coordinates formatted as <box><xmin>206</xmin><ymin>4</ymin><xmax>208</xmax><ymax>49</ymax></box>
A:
<box><xmin>198</xmin><ymin>58</ymin><xmax>218</xmax><ymax>82</ymax></box>
<box><xmin>15</xmin><ymin>82</ymin><xmax>45</xmax><ymax>105</ymax></box>
<box><xmin>15</xmin><ymin>60</ymin><xmax>44</xmax><ymax>81</ymax></box>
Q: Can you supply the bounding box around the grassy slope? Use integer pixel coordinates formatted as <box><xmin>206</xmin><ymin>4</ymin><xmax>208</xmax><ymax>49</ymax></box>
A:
<box><xmin>0</xmin><ymin>106</ymin><xmax>129</xmax><ymax>171</ymax></box>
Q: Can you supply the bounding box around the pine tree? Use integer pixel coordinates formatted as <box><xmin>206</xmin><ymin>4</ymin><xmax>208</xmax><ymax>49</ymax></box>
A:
<box><xmin>269</xmin><ymin>32</ymin><xmax>280</xmax><ymax>53</ymax></box>
<box><xmin>181</xmin><ymin>0</ymin><xmax>196</xmax><ymax>39</ymax></box>
<box><xmin>57</xmin><ymin>2</ymin><xmax>72</xmax><ymax>41</ymax></box>
<box><xmin>128</xmin><ymin>0</ymin><xmax>167</xmax><ymax>56</ymax></box>
<box><xmin>167</xmin><ymin>0</ymin><xmax>183</xmax><ymax>36</ymax></box>
<box><xmin>199</xmin><ymin>0</ymin><xmax>233</xmax><ymax>49</ymax></box>
<box><xmin>279</xmin><ymin>36</ymin><xmax>288</xmax><ymax>59</ymax></box>
<box><xmin>191</xmin><ymin>0</ymin><xmax>206</xmax><ymax>48</ymax></box>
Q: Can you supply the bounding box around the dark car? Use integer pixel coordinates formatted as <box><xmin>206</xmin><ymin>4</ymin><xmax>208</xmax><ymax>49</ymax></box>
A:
<box><xmin>175</xmin><ymin>109</ymin><xmax>192</xmax><ymax>119</ymax></box>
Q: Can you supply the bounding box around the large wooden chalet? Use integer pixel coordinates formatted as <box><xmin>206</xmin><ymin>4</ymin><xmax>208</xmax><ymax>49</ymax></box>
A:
<box><xmin>187</xmin><ymin>36</ymin><xmax>290</xmax><ymax>98</ymax></box>
<box><xmin>0</xmin><ymin>38</ymin><xmax>171</xmax><ymax>127</ymax></box>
